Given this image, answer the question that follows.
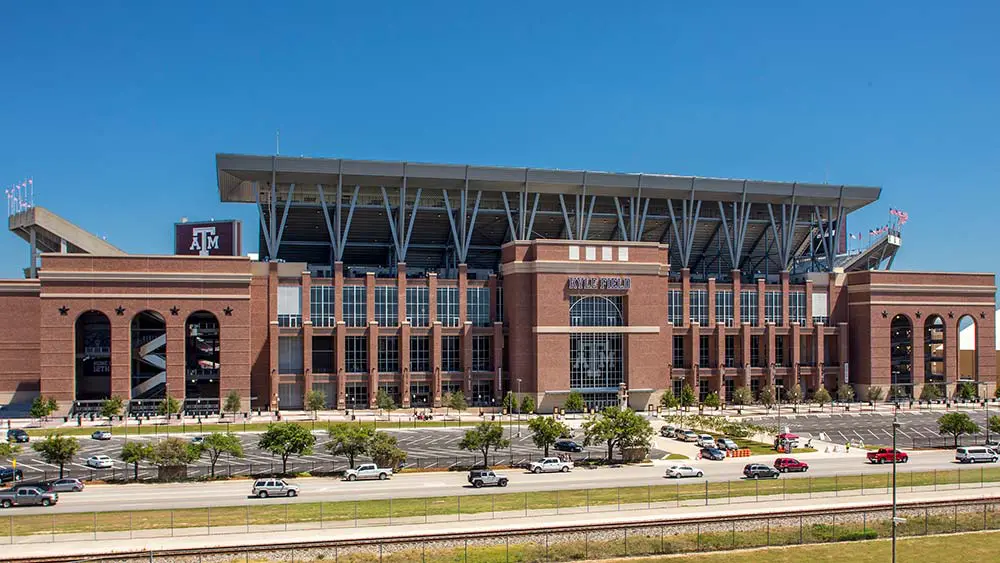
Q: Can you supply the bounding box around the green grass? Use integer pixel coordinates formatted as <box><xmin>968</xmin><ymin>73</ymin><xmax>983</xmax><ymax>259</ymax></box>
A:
<box><xmin>665</xmin><ymin>453</ymin><xmax>690</xmax><ymax>460</ymax></box>
<box><xmin>731</xmin><ymin>437</ymin><xmax>816</xmax><ymax>455</ymax></box>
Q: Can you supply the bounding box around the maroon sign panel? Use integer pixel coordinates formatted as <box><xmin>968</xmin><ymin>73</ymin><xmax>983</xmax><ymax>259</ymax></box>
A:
<box><xmin>174</xmin><ymin>220</ymin><xmax>242</xmax><ymax>256</ymax></box>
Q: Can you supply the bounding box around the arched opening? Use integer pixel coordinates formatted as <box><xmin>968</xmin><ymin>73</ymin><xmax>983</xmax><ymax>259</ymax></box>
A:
<box><xmin>959</xmin><ymin>315</ymin><xmax>978</xmax><ymax>382</ymax></box>
<box><xmin>75</xmin><ymin>311</ymin><xmax>111</xmax><ymax>400</ymax></box>
<box><xmin>890</xmin><ymin>314</ymin><xmax>913</xmax><ymax>398</ymax></box>
<box><xmin>186</xmin><ymin>311</ymin><xmax>220</xmax><ymax>400</ymax></box>
<box><xmin>924</xmin><ymin>315</ymin><xmax>946</xmax><ymax>396</ymax></box>
<box><xmin>569</xmin><ymin>296</ymin><xmax>624</xmax><ymax>409</ymax></box>
<box><xmin>131</xmin><ymin>311</ymin><xmax>167</xmax><ymax>400</ymax></box>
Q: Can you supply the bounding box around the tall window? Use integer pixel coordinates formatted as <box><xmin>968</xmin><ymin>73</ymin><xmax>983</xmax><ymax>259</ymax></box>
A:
<box><xmin>312</xmin><ymin>335</ymin><xmax>333</xmax><ymax>373</ymax></box>
<box><xmin>405</xmin><ymin>287</ymin><xmax>429</xmax><ymax>327</ymax></box>
<box><xmin>496</xmin><ymin>286</ymin><xmax>504</xmax><ymax>323</ymax></box>
<box><xmin>437</xmin><ymin>287</ymin><xmax>459</xmax><ymax>327</ymax></box>
<box><xmin>750</xmin><ymin>335</ymin><xmax>761</xmax><ymax>367</ymax></box>
<box><xmin>278</xmin><ymin>336</ymin><xmax>303</xmax><ymax>373</ymax></box>
<box><xmin>789</xmin><ymin>291</ymin><xmax>806</xmax><ymax>325</ymax></box>
<box><xmin>410</xmin><ymin>336</ymin><xmax>430</xmax><ymax>372</ymax></box>
<box><xmin>374</xmin><ymin>286</ymin><xmax>398</xmax><ymax>327</ymax></box>
<box><xmin>672</xmin><ymin>335</ymin><xmax>684</xmax><ymax>367</ymax></box>
<box><xmin>310</xmin><ymin>286</ymin><xmax>336</xmax><ymax>327</ymax></box>
<box><xmin>689</xmin><ymin>290</ymin><xmax>708</xmax><ymax>326</ymax></box>
<box><xmin>569</xmin><ymin>296</ymin><xmax>623</xmax><ymax>326</ymax></box>
<box><xmin>925</xmin><ymin>316</ymin><xmax>945</xmax><ymax>384</ymax></box>
<box><xmin>740</xmin><ymin>290</ymin><xmax>758</xmax><ymax>325</ymax></box>
<box><xmin>668</xmin><ymin>289</ymin><xmax>683</xmax><ymax>326</ymax></box>
<box><xmin>345</xmin><ymin>336</ymin><xmax>367</xmax><ymax>373</ymax></box>
<box><xmin>277</xmin><ymin>286</ymin><xmax>302</xmax><ymax>328</ymax></box>
<box><xmin>715</xmin><ymin>290</ymin><xmax>734</xmax><ymax>327</ymax></box>
<box><xmin>812</xmin><ymin>293</ymin><xmax>828</xmax><ymax>325</ymax></box>
<box><xmin>467</xmin><ymin>287</ymin><xmax>491</xmax><ymax>327</ymax></box>
<box><xmin>724</xmin><ymin>335</ymin><xmax>735</xmax><ymax>368</ymax></box>
<box><xmin>764</xmin><ymin>291</ymin><xmax>782</xmax><ymax>325</ymax></box>
<box><xmin>342</xmin><ymin>286</ymin><xmax>367</xmax><ymax>327</ymax></box>
<box><xmin>775</xmin><ymin>336</ymin><xmax>785</xmax><ymax>367</ymax></box>
<box><xmin>569</xmin><ymin>296</ymin><xmax>624</xmax><ymax>390</ymax></box>
<box><xmin>377</xmin><ymin>336</ymin><xmax>398</xmax><ymax>373</ymax></box>
<box><xmin>699</xmin><ymin>335</ymin><xmax>710</xmax><ymax>367</ymax></box>
<box><xmin>472</xmin><ymin>336</ymin><xmax>492</xmax><ymax>371</ymax></box>
<box><xmin>441</xmin><ymin>336</ymin><xmax>461</xmax><ymax>372</ymax></box>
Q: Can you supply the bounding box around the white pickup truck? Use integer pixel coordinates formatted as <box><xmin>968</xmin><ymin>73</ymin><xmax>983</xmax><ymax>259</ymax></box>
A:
<box><xmin>343</xmin><ymin>463</ymin><xmax>393</xmax><ymax>481</ymax></box>
<box><xmin>529</xmin><ymin>457</ymin><xmax>574</xmax><ymax>474</ymax></box>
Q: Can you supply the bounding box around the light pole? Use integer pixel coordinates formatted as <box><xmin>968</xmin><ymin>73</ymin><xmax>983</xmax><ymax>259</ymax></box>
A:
<box><xmin>891</xmin><ymin>408</ymin><xmax>902</xmax><ymax>563</ymax></box>
<box><xmin>516</xmin><ymin>378</ymin><xmax>522</xmax><ymax>438</ymax></box>
<box><xmin>774</xmin><ymin>384</ymin><xmax>784</xmax><ymax>450</ymax></box>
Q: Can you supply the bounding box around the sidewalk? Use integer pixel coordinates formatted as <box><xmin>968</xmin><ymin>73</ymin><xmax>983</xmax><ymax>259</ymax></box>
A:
<box><xmin>8</xmin><ymin>485</ymin><xmax>1000</xmax><ymax>560</ymax></box>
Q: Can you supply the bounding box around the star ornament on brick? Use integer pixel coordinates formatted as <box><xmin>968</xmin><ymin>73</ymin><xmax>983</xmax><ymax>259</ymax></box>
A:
<box><xmin>982</xmin><ymin>311</ymin><xmax>987</xmax><ymax>319</ymax></box>
<box><xmin>948</xmin><ymin>311</ymin><xmax>954</xmax><ymax>319</ymax></box>
<box><xmin>915</xmin><ymin>311</ymin><xmax>922</xmax><ymax>319</ymax></box>
<box><xmin>170</xmin><ymin>306</ymin><xmax>180</xmax><ymax>316</ymax></box>
<box><xmin>58</xmin><ymin>306</ymin><xmax>69</xmax><ymax>316</ymax></box>
<box><xmin>881</xmin><ymin>310</ymin><xmax>888</xmax><ymax>319</ymax></box>
<box><xmin>223</xmin><ymin>306</ymin><xmax>233</xmax><ymax>316</ymax></box>
<box><xmin>115</xmin><ymin>306</ymin><xmax>125</xmax><ymax>316</ymax></box>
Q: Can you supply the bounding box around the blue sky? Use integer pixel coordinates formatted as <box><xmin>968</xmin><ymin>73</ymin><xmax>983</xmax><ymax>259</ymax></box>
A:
<box><xmin>1</xmin><ymin>2</ymin><xmax>997</xmax><ymax>278</ymax></box>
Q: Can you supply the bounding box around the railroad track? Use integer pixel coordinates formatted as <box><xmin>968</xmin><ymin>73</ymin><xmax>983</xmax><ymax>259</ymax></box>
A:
<box><xmin>16</xmin><ymin>495</ymin><xmax>1000</xmax><ymax>563</ymax></box>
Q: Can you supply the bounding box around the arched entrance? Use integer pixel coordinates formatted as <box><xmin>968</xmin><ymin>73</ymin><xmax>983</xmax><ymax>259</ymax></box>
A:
<box><xmin>186</xmin><ymin>311</ymin><xmax>220</xmax><ymax>400</ymax></box>
<box><xmin>75</xmin><ymin>311</ymin><xmax>111</xmax><ymax>400</ymax></box>
<box><xmin>924</xmin><ymin>315</ymin><xmax>946</xmax><ymax>393</ymax></box>
<box><xmin>569</xmin><ymin>296</ymin><xmax>624</xmax><ymax>409</ymax></box>
<box><xmin>131</xmin><ymin>311</ymin><xmax>167</xmax><ymax>400</ymax></box>
<box><xmin>959</xmin><ymin>315</ymin><xmax>978</xmax><ymax>382</ymax></box>
<box><xmin>890</xmin><ymin>314</ymin><xmax>913</xmax><ymax>397</ymax></box>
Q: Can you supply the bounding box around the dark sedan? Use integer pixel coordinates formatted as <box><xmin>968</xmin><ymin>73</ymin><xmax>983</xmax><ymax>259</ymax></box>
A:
<box><xmin>0</xmin><ymin>467</ymin><xmax>23</xmax><ymax>484</ymax></box>
<box><xmin>6</xmin><ymin>429</ymin><xmax>28</xmax><ymax>443</ymax></box>
<box><xmin>554</xmin><ymin>440</ymin><xmax>583</xmax><ymax>453</ymax></box>
<box><xmin>700</xmin><ymin>447</ymin><xmax>725</xmax><ymax>461</ymax></box>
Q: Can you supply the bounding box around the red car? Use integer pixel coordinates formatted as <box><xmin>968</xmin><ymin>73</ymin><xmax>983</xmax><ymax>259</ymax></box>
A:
<box><xmin>867</xmin><ymin>448</ymin><xmax>908</xmax><ymax>464</ymax></box>
<box><xmin>773</xmin><ymin>457</ymin><xmax>809</xmax><ymax>473</ymax></box>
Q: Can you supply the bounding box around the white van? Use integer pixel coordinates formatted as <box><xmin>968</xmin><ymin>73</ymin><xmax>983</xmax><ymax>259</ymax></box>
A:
<box><xmin>956</xmin><ymin>447</ymin><xmax>998</xmax><ymax>464</ymax></box>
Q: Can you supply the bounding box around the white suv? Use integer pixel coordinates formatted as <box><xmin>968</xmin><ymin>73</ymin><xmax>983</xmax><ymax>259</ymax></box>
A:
<box><xmin>252</xmin><ymin>479</ymin><xmax>300</xmax><ymax>498</ymax></box>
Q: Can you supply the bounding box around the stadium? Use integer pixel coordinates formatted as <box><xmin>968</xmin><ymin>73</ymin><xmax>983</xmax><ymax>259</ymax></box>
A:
<box><xmin>0</xmin><ymin>154</ymin><xmax>994</xmax><ymax>415</ymax></box>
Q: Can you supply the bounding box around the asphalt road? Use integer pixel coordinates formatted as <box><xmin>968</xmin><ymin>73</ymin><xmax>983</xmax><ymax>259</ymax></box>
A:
<box><xmin>5</xmin><ymin>449</ymin><xmax>974</xmax><ymax>515</ymax></box>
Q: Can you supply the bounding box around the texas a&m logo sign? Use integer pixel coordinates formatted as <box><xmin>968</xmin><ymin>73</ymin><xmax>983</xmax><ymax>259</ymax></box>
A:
<box><xmin>174</xmin><ymin>220</ymin><xmax>242</xmax><ymax>256</ymax></box>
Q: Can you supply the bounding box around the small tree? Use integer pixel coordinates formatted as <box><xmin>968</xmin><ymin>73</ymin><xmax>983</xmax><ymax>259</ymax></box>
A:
<box><xmin>679</xmin><ymin>384</ymin><xmax>696</xmax><ymax>410</ymax></box>
<box><xmin>837</xmin><ymin>385</ymin><xmax>855</xmax><ymax>403</ymax></box>
<box><xmin>223</xmin><ymin>390</ymin><xmax>242</xmax><ymax>418</ymax></box>
<box><xmin>326</xmin><ymin>424</ymin><xmax>374</xmax><ymax>469</ymax></box>
<box><xmin>758</xmin><ymin>385</ymin><xmax>776</xmax><ymax>408</ymax></box>
<box><xmin>938</xmin><ymin>412</ymin><xmax>980</xmax><ymax>447</ymax></box>
<box><xmin>368</xmin><ymin>431</ymin><xmax>407</xmax><ymax>470</ymax></box>
<box><xmin>157</xmin><ymin>396</ymin><xmax>181</xmax><ymax>417</ymax></box>
<box><xmin>120</xmin><ymin>441</ymin><xmax>153</xmax><ymax>480</ymax></box>
<box><xmin>32</xmin><ymin>434</ymin><xmax>80</xmax><ymax>478</ymax></box>
<box><xmin>376</xmin><ymin>389</ymin><xmax>396</xmax><ymax>415</ymax></box>
<box><xmin>198</xmin><ymin>432</ymin><xmax>244</xmax><ymax>478</ymax></box>
<box><xmin>564</xmin><ymin>391</ymin><xmax>586</xmax><ymax>413</ymax></box>
<box><xmin>447</xmin><ymin>392</ymin><xmax>468</xmax><ymax>412</ymax></box>
<box><xmin>919</xmin><ymin>384</ymin><xmax>942</xmax><ymax>402</ymax></box>
<box><xmin>812</xmin><ymin>388</ymin><xmax>832</xmax><ymax>408</ymax></box>
<box><xmin>258</xmin><ymin>422</ymin><xmax>316</xmax><ymax>474</ymax></box>
<box><xmin>151</xmin><ymin>437</ymin><xmax>199</xmax><ymax>466</ymax></box>
<box><xmin>30</xmin><ymin>396</ymin><xmax>58</xmax><ymax>421</ymax></box>
<box><xmin>702</xmin><ymin>392</ymin><xmax>720</xmax><ymax>409</ymax></box>
<box><xmin>0</xmin><ymin>442</ymin><xmax>22</xmax><ymax>463</ymax></box>
<box><xmin>458</xmin><ymin>421</ymin><xmax>510</xmax><ymax>468</ymax></box>
<box><xmin>659</xmin><ymin>389</ymin><xmax>679</xmax><ymax>410</ymax></box>
<box><xmin>957</xmin><ymin>382</ymin><xmax>977</xmax><ymax>401</ymax></box>
<box><xmin>306</xmin><ymin>390</ymin><xmax>327</xmax><ymax>420</ymax></box>
<box><xmin>989</xmin><ymin>415</ymin><xmax>1000</xmax><ymax>437</ymax></box>
<box><xmin>867</xmin><ymin>386</ymin><xmax>885</xmax><ymax>403</ymax></box>
<box><xmin>528</xmin><ymin>416</ymin><xmax>570</xmax><ymax>457</ymax></box>
<box><xmin>582</xmin><ymin>407</ymin><xmax>653</xmax><ymax>464</ymax></box>
<box><xmin>520</xmin><ymin>394</ymin><xmax>535</xmax><ymax>414</ymax></box>
<box><xmin>786</xmin><ymin>384</ymin><xmax>803</xmax><ymax>405</ymax></box>
<box><xmin>732</xmin><ymin>387</ymin><xmax>753</xmax><ymax>407</ymax></box>
<box><xmin>502</xmin><ymin>392</ymin><xmax>516</xmax><ymax>413</ymax></box>
<box><xmin>101</xmin><ymin>396</ymin><xmax>125</xmax><ymax>423</ymax></box>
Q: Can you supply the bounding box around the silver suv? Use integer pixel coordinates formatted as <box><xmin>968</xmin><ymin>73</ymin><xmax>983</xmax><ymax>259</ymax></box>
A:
<box><xmin>252</xmin><ymin>479</ymin><xmax>300</xmax><ymax>498</ymax></box>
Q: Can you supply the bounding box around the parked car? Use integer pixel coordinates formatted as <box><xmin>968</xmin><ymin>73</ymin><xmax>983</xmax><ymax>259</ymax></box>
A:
<box><xmin>0</xmin><ymin>487</ymin><xmax>57</xmax><ymax>508</ymax></box>
<box><xmin>554</xmin><ymin>440</ymin><xmax>583</xmax><ymax>453</ymax></box>
<box><xmin>529</xmin><ymin>457</ymin><xmax>574</xmax><ymax>473</ymax></box>
<box><xmin>867</xmin><ymin>448</ymin><xmax>908</xmax><ymax>464</ymax></box>
<box><xmin>252</xmin><ymin>479</ymin><xmax>299</xmax><ymax>498</ymax></box>
<box><xmin>774</xmin><ymin>457</ymin><xmax>809</xmax><ymax>472</ymax></box>
<box><xmin>191</xmin><ymin>436</ymin><xmax>205</xmax><ymax>445</ymax></box>
<box><xmin>743</xmin><ymin>463</ymin><xmax>780</xmax><ymax>479</ymax></box>
<box><xmin>665</xmin><ymin>465</ymin><xmax>703</xmax><ymax>478</ymax></box>
<box><xmin>679</xmin><ymin>430</ymin><xmax>699</xmax><ymax>442</ymax></box>
<box><xmin>700</xmin><ymin>447</ymin><xmax>725</xmax><ymax>461</ymax></box>
<box><xmin>46</xmin><ymin>478</ymin><xmax>84</xmax><ymax>493</ymax></box>
<box><xmin>696</xmin><ymin>434</ymin><xmax>716</xmax><ymax>448</ymax></box>
<box><xmin>91</xmin><ymin>430</ymin><xmax>112</xmax><ymax>441</ymax></box>
<box><xmin>85</xmin><ymin>455</ymin><xmax>114</xmax><ymax>469</ymax></box>
<box><xmin>716</xmin><ymin>438</ymin><xmax>739</xmax><ymax>451</ymax></box>
<box><xmin>343</xmin><ymin>463</ymin><xmax>393</xmax><ymax>481</ymax></box>
<box><xmin>956</xmin><ymin>447</ymin><xmax>998</xmax><ymax>464</ymax></box>
<box><xmin>6</xmin><ymin>429</ymin><xmax>28</xmax><ymax>443</ymax></box>
<box><xmin>468</xmin><ymin>469</ymin><xmax>508</xmax><ymax>488</ymax></box>
<box><xmin>6</xmin><ymin>481</ymin><xmax>51</xmax><ymax>493</ymax></box>
<box><xmin>0</xmin><ymin>467</ymin><xmax>23</xmax><ymax>483</ymax></box>
<box><xmin>660</xmin><ymin>425</ymin><xmax>678</xmax><ymax>438</ymax></box>
<box><xmin>985</xmin><ymin>439</ymin><xmax>1000</xmax><ymax>450</ymax></box>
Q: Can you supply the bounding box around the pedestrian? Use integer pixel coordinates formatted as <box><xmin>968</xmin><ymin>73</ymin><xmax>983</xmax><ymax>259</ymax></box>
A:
<box><xmin>846</xmin><ymin>442</ymin><xmax>851</xmax><ymax>453</ymax></box>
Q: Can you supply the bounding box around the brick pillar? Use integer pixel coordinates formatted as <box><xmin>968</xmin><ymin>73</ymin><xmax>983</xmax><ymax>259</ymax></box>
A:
<box><xmin>268</xmin><ymin>264</ymin><xmax>279</xmax><ymax>410</ymax></box>
<box><xmin>428</xmin><ymin>273</ymin><xmax>438</xmax><ymax>324</ymax></box>
<box><xmin>110</xmin><ymin>319</ymin><xmax>131</xmax><ymax>401</ymax></box>
<box><xmin>804</xmin><ymin>280</ymin><xmax>814</xmax><ymax>330</ymax></box>
<box><xmin>681</xmin><ymin>269</ymin><xmax>691</xmax><ymax>327</ymax></box>
<box><xmin>302</xmin><ymin>272</ymin><xmax>313</xmax><ymax>407</ymax></box>
<box><xmin>431</xmin><ymin>321</ymin><xmax>442</xmax><ymax>406</ymax></box>
<box><xmin>707</xmin><ymin>278</ymin><xmax>717</xmax><ymax>327</ymax></box>
<box><xmin>688</xmin><ymin>322</ymin><xmax>700</xmax><ymax>392</ymax></box>
<box><xmin>838</xmin><ymin>322</ymin><xmax>850</xmax><ymax>390</ymax></box>
<box><xmin>493</xmin><ymin>321</ymin><xmax>504</xmax><ymax>403</ymax></box>
<box><xmin>664</xmin><ymin>321</ymin><xmax>674</xmax><ymax>386</ymax></box>
<box><xmin>765</xmin><ymin>322</ymin><xmax>776</xmax><ymax>387</ymax></box>
<box><xmin>462</xmin><ymin>321</ymin><xmax>473</xmax><ymax>399</ymax></box>
<box><xmin>945</xmin><ymin>314</ymin><xmax>960</xmax><ymax>390</ymax></box>
<box><xmin>334</xmin><ymin>262</ymin><xmax>344</xmax><ymax>327</ymax></box>
<box><xmin>815</xmin><ymin>323</ymin><xmax>825</xmax><ymax>391</ymax></box>
<box><xmin>335</xmin><ymin>321</ymin><xmax>346</xmax><ymax>409</ymax></box>
<box><xmin>488</xmin><ymin>275</ymin><xmax>498</xmax><ymax>324</ymax></box>
<box><xmin>790</xmin><ymin>322</ymin><xmax>803</xmax><ymax>390</ymax></box>
<box><xmin>458</xmin><ymin>264</ymin><xmax>468</xmax><ymax>325</ymax></box>
<box><xmin>731</xmin><ymin>270</ymin><xmax>742</xmax><ymax>326</ymax></box>
<box><xmin>165</xmin><ymin>318</ymin><xmax>185</xmax><ymax>402</ymax></box>
<box><xmin>368</xmin><ymin>321</ymin><xmax>379</xmax><ymax>407</ymax></box>
<box><xmin>714</xmin><ymin>322</ymin><xmax>725</xmax><ymax>394</ymax></box>
<box><xmin>740</xmin><ymin>322</ymin><xmax>752</xmax><ymax>388</ymax></box>
<box><xmin>780</xmin><ymin>270</ymin><xmax>790</xmax><ymax>328</ymax></box>
<box><xmin>400</xmin><ymin>321</ymin><xmax>411</xmax><ymax>408</ymax></box>
<box><xmin>756</xmin><ymin>279</ymin><xmax>766</xmax><ymax>328</ymax></box>
<box><xmin>397</xmin><ymin>263</ymin><xmax>407</xmax><ymax>321</ymax></box>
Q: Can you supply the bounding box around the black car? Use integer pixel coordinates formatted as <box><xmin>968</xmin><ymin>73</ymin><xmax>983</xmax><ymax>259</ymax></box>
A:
<box><xmin>700</xmin><ymin>447</ymin><xmax>725</xmax><ymax>461</ymax></box>
<box><xmin>743</xmin><ymin>463</ymin><xmax>780</xmax><ymax>480</ymax></box>
<box><xmin>554</xmin><ymin>440</ymin><xmax>583</xmax><ymax>453</ymax></box>
<box><xmin>0</xmin><ymin>467</ymin><xmax>23</xmax><ymax>483</ymax></box>
<box><xmin>6</xmin><ymin>429</ymin><xmax>28</xmax><ymax>443</ymax></box>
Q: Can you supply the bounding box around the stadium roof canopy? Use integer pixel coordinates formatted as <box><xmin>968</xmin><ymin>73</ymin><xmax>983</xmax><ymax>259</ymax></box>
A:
<box><xmin>216</xmin><ymin>154</ymin><xmax>882</xmax><ymax>276</ymax></box>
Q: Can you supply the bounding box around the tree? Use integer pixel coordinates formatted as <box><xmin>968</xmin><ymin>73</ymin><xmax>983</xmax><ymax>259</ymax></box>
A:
<box><xmin>0</xmin><ymin>442</ymin><xmax>21</xmax><ymax>463</ymax></box>
<box><xmin>326</xmin><ymin>424</ymin><xmax>374</xmax><ymax>469</ymax></box>
<box><xmin>528</xmin><ymin>416</ymin><xmax>570</xmax><ymax>457</ymax></box>
<box><xmin>919</xmin><ymin>384</ymin><xmax>942</xmax><ymax>402</ymax></box>
<box><xmin>732</xmin><ymin>387</ymin><xmax>753</xmax><ymax>407</ymax></box>
<box><xmin>564</xmin><ymin>391</ymin><xmax>585</xmax><ymax>413</ymax></box>
<box><xmin>306</xmin><ymin>390</ymin><xmax>327</xmax><ymax>419</ymax></box>
<box><xmin>786</xmin><ymin>384</ymin><xmax>803</xmax><ymax>405</ymax></box>
<box><xmin>120</xmin><ymin>441</ymin><xmax>153</xmax><ymax>480</ymax></box>
<box><xmin>702</xmin><ymin>392</ymin><xmax>720</xmax><ymax>409</ymax></box>
<box><xmin>957</xmin><ymin>382</ymin><xmax>977</xmax><ymax>401</ymax></box>
<box><xmin>758</xmin><ymin>385</ymin><xmax>776</xmax><ymax>408</ymax></box>
<box><xmin>368</xmin><ymin>431</ymin><xmax>407</xmax><ymax>470</ymax></box>
<box><xmin>101</xmin><ymin>396</ymin><xmax>125</xmax><ymax>422</ymax></box>
<box><xmin>989</xmin><ymin>415</ymin><xmax>1000</xmax><ymax>437</ymax></box>
<box><xmin>446</xmin><ymin>392</ymin><xmax>468</xmax><ymax>412</ymax></box>
<box><xmin>679</xmin><ymin>384</ymin><xmax>696</xmax><ymax>410</ymax></box>
<box><xmin>30</xmin><ymin>396</ymin><xmax>58</xmax><ymax>421</ymax></box>
<box><xmin>867</xmin><ymin>386</ymin><xmax>885</xmax><ymax>402</ymax></box>
<box><xmin>258</xmin><ymin>422</ymin><xmax>316</xmax><ymax>474</ymax></box>
<box><xmin>836</xmin><ymin>385</ymin><xmax>855</xmax><ymax>403</ymax></box>
<box><xmin>376</xmin><ymin>389</ymin><xmax>396</xmax><ymax>414</ymax></box>
<box><xmin>502</xmin><ymin>392</ymin><xmax>516</xmax><ymax>413</ymax></box>
<box><xmin>32</xmin><ymin>434</ymin><xmax>80</xmax><ymax>478</ymax></box>
<box><xmin>938</xmin><ymin>412</ymin><xmax>980</xmax><ymax>447</ymax></box>
<box><xmin>812</xmin><ymin>388</ymin><xmax>831</xmax><ymax>408</ymax></box>
<box><xmin>197</xmin><ymin>432</ymin><xmax>244</xmax><ymax>478</ymax></box>
<box><xmin>157</xmin><ymin>396</ymin><xmax>181</xmax><ymax>417</ymax></box>
<box><xmin>151</xmin><ymin>437</ymin><xmax>199</xmax><ymax>466</ymax></box>
<box><xmin>223</xmin><ymin>390</ymin><xmax>242</xmax><ymax>418</ymax></box>
<box><xmin>659</xmin><ymin>389</ymin><xmax>679</xmax><ymax>410</ymax></box>
<box><xmin>520</xmin><ymin>394</ymin><xmax>535</xmax><ymax>414</ymax></box>
<box><xmin>582</xmin><ymin>407</ymin><xmax>654</xmax><ymax>464</ymax></box>
<box><xmin>458</xmin><ymin>421</ymin><xmax>510</xmax><ymax>468</ymax></box>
